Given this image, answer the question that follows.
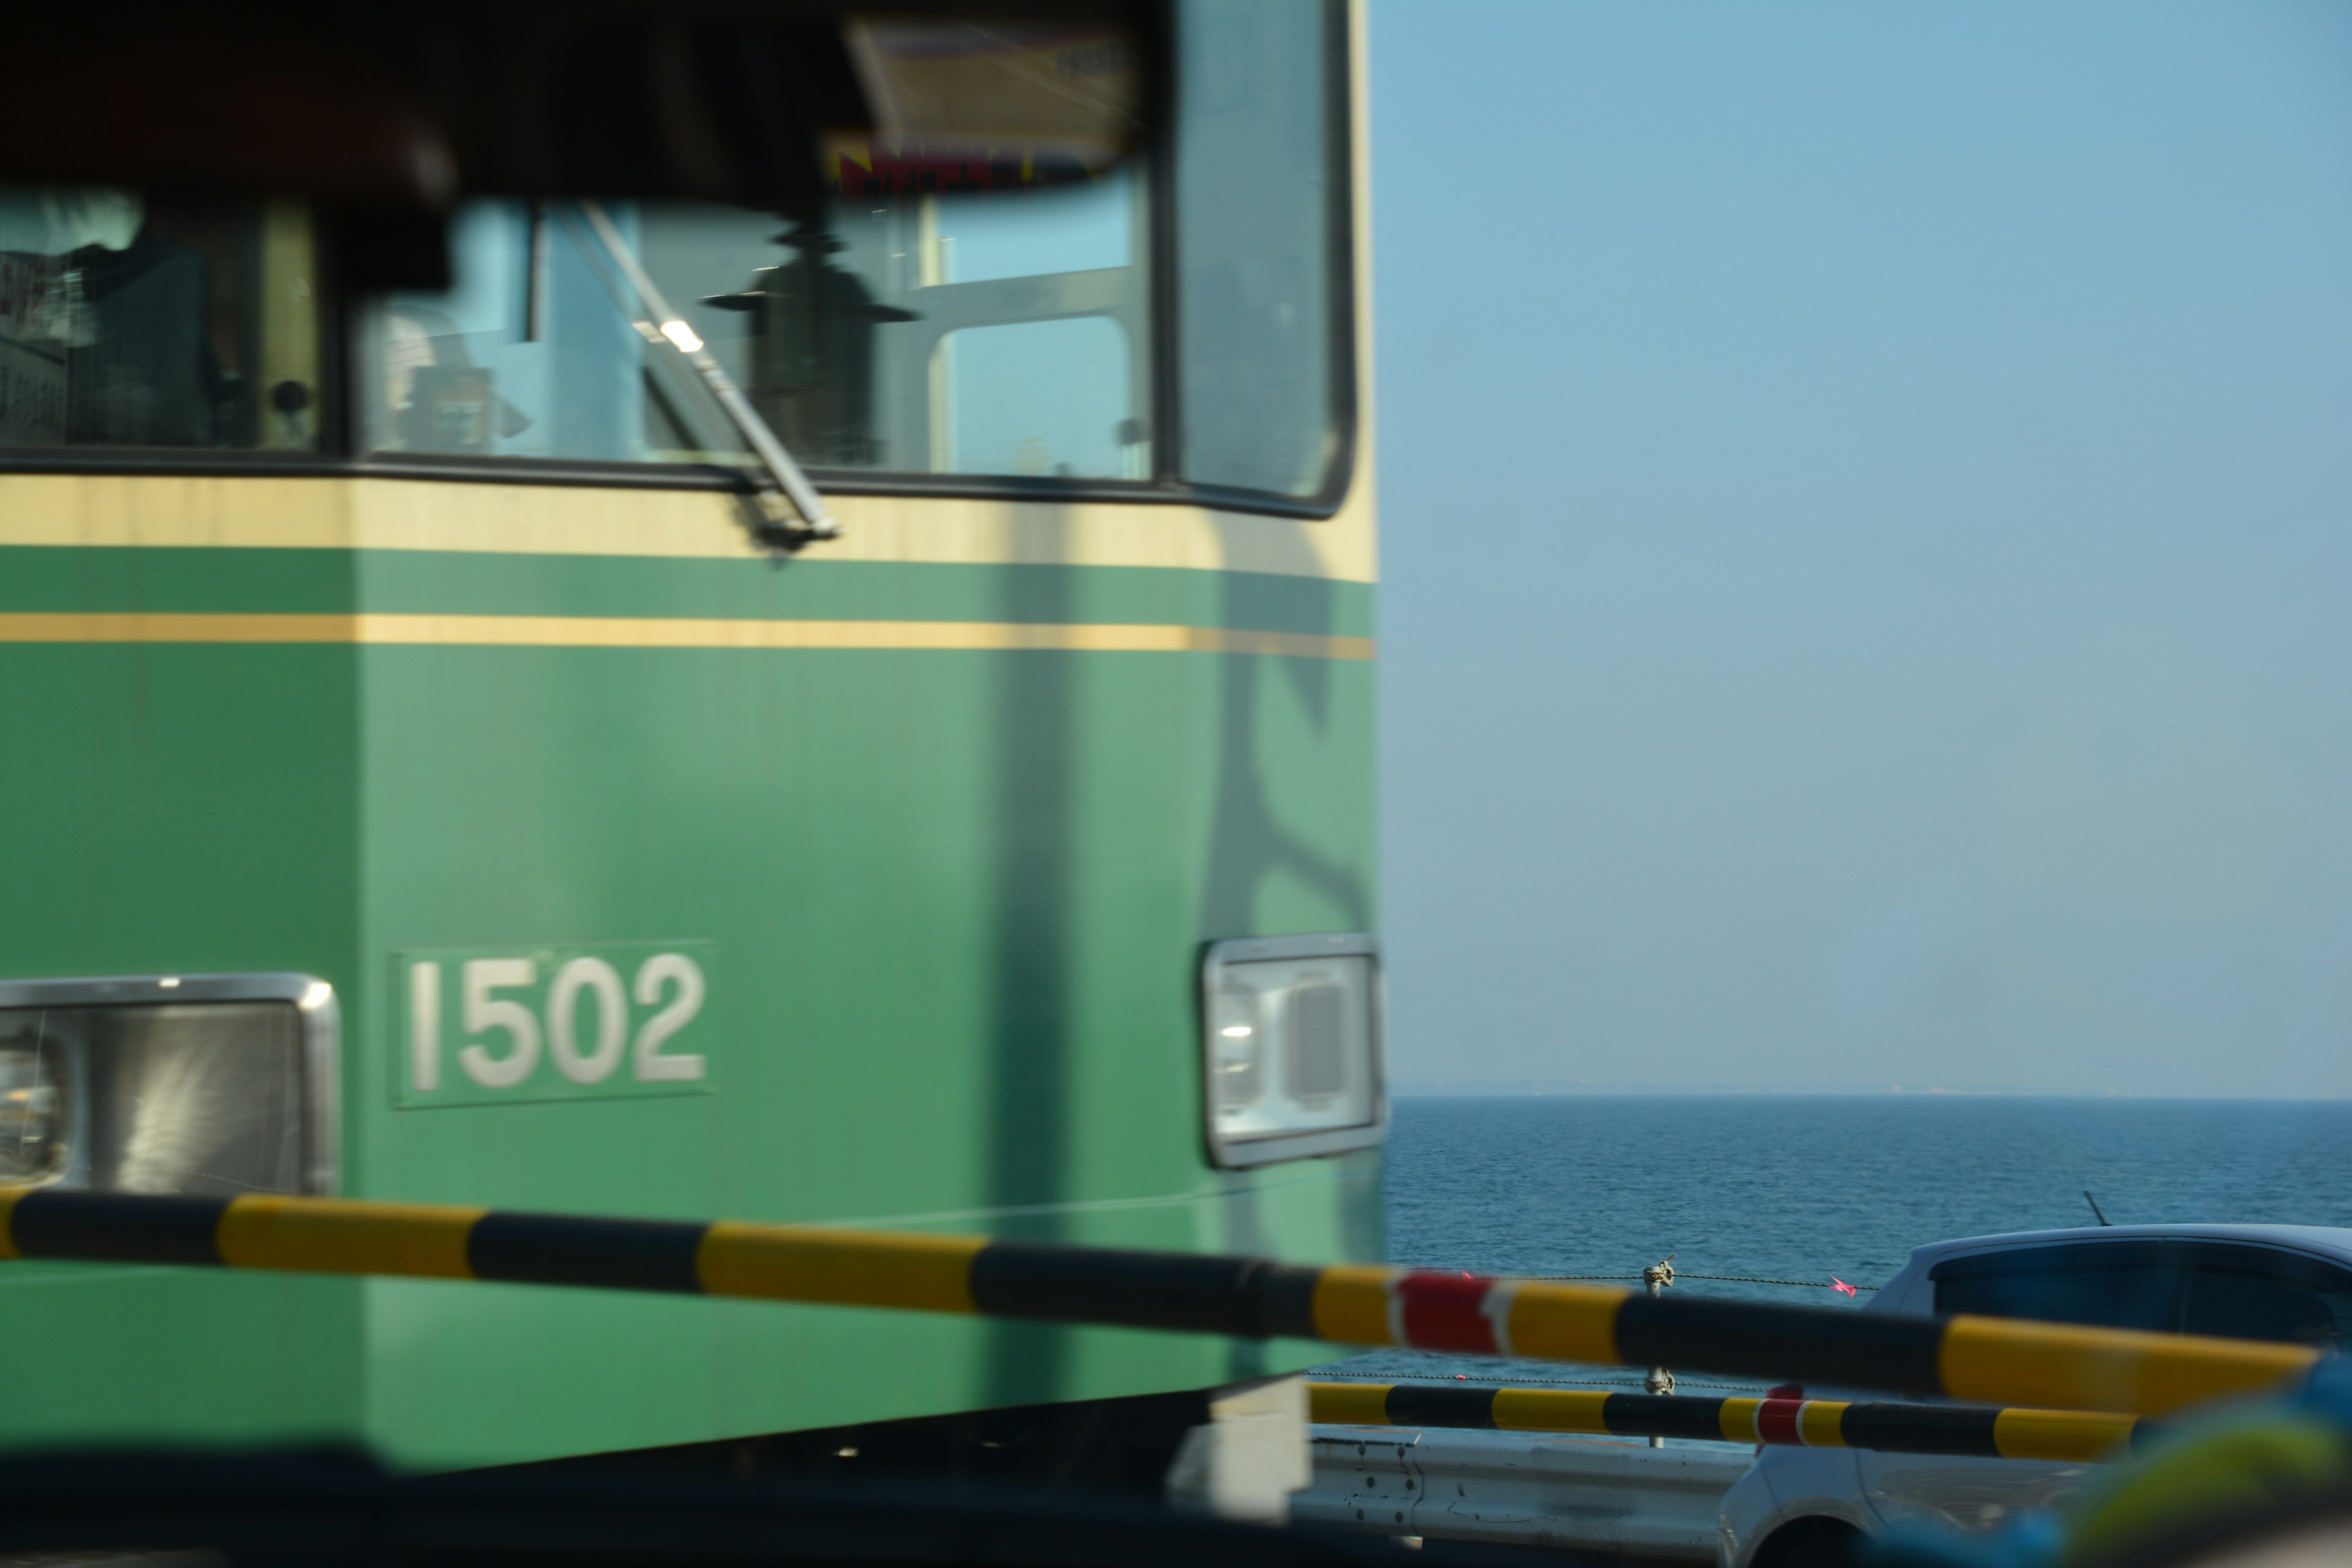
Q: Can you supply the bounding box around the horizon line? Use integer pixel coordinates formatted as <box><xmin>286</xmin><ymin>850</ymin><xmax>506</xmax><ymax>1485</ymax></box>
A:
<box><xmin>1390</xmin><ymin>1082</ymin><xmax>2352</xmax><ymax>1101</ymax></box>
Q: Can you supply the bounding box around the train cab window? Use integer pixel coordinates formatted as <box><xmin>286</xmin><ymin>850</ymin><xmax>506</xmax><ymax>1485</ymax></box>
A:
<box><xmin>355</xmin><ymin>0</ymin><xmax>1350</xmax><ymax>506</ymax></box>
<box><xmin>0</xmin><ymin>189</ymin><xmax>320</xmax><ymax>452</ymax></box>
<box><xmin>1933</xmin><ymin>1240</ymin><xmax>2352</xmax><ymax>1348</ymax></box>
<box><xmin>358</xmin><ymin>172</ymin><xmax>1150</xmax><ymax>480</ymax></box>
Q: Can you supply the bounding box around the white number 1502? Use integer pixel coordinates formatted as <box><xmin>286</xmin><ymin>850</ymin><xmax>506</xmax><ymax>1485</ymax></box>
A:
<box><xmin>407</xmin><ymin>954</ymin><xmax>706</xmax><ymax>1093</ymax></box>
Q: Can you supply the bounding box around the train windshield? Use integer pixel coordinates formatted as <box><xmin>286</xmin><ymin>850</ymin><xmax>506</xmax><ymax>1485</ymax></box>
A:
<box><xmin>0</xmin><ymin>190</ymin><xmax>320</xmax><ymax>451</ymax></box>
<box><xmin>356</xmin><ymin>0</ymin><xmax>1344</xmax><ymax>502</ymax></box>
<box><xmin>0</xmin><ymin>1</ymin><xmax>1344</xmax><ymax>507</ymax></box>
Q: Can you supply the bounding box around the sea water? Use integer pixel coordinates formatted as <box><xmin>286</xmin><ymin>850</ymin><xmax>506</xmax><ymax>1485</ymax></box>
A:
<box><xmin>1319</xmin><ymin>1094</ymin><xmax>2352</xmax><ymax>1389</ymax></box>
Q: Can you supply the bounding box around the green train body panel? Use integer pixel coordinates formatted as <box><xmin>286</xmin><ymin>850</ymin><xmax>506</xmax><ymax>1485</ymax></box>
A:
<box><xmin>0</xmin><ymin>493</ymin><xmax>1379</xmax><ymax>1468</ymax></box>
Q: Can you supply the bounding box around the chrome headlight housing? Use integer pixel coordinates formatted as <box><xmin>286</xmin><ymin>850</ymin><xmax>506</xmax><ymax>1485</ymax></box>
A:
<box><xmin>1200</xmin><ymin>933</ymin><xmax>1386</xmax><ymax>1169</ymax></box>
<box><xmin>0</xmin><ymin>973</ymin><xmax>337</xmax><ymax>1196</ymax></box>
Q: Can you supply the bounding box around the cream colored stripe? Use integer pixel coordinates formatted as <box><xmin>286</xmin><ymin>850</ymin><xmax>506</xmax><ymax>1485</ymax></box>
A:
<box><xmin>0</xmin><ymin>612</ymin><xmax>1373</xmax><ymax>660</ymax></box>
<box><xmin>0</xmin><ymin>476</ymin><xmax>1378</xmax><ymax>584</ymax></box>
<box><xmin>0</xmin><ymin>614</ymin><xmax>355</xmax><ymax>644</ymax></box>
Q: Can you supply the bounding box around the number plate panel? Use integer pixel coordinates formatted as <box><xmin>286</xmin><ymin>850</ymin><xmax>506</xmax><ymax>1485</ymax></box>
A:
<box><xmin>392</xmin><ymin>941</ymin><xmax>717</xmax><ymax>1108</ymax></box>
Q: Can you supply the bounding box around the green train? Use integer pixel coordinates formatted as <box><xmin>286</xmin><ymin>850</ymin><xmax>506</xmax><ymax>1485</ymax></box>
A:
<box><xmin>0</xmin><ymin>0</ymin><xmax>1381</xmax><ymax>1473</ymax></box>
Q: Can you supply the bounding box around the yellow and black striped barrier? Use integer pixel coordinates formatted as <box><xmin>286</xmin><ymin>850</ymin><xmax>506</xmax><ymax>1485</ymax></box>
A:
<box><xmin>0</xmin><ymin>1190</ymin><xmax>2316</xmax><ymax>1418</ymax></box>
<box><xmin>1308</xmin><ymin>1381</ymin><xmax>2160</xmax><ymax>1464</ymax></box>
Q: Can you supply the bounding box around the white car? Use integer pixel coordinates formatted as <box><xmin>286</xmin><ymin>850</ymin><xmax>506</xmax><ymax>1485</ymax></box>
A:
<box><xmin>1717</xmin><ymin>1224</ymin><xmax>2352</xmax><ymax>1568</ymax></box>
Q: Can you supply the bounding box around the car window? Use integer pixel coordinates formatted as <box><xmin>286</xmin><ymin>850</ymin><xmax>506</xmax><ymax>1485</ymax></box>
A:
<box><xmin>2180</xmin><ymin>1267</ymin><xmax>2351</xmax><ymax>1351</ymax></box>
<box><xmin>1935</xmin><ymin>1261</ymin><xmax>2179</xmax><ymax>1332</ymax></box>
<box><xmin>1932</xmin><ymin>1240</ymin><xmax>2352</xmax><ymax>1347</ymax></box>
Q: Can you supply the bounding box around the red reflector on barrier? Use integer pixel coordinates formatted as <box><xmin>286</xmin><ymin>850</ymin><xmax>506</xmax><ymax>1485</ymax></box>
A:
<box><xmin>1396</xmin><ymin>1271</ymin><xmax>1498</xmax><ymax>1354</ymax></box>
<box><xmin>1757</xmin><ymin>1397</ymin><xmax>1806</xmax><ymax>1446</ymax></box>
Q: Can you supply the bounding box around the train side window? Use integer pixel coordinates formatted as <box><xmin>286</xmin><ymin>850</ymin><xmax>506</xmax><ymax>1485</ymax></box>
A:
<box><xmin>0</xmin><ymin>188</ymin><xmax>320</xmax><ymax>453</ymax></box>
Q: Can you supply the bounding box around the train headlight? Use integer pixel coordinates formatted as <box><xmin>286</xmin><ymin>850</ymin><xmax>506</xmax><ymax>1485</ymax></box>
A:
<box><xmin>0</xmin><ymin>974</ymin><xmax>338</xmax><ymax>1196</ymax></box>
<box><xmin>1200</xmin><ymin>934</ymin><xmax>1386</xmax><ymax>1169</ymax></box>
<box><xmin>0</xmin><ymin>1036</ymin><xmax>66</xmax><ymax>1186</ymax></box>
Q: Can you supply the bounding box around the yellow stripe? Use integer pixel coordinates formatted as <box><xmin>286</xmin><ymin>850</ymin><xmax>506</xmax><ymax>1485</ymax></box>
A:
<box><xmin>0</xmin><ymin>476</ymin><xmax>1379</xmax><ymax>584</ymax></box>
<box><xmin>1992</xmin><ymin>1407</ymin><xmax>2141</xmax><ymax>1463</ymax></box>
<box><xmin>1501</xmin><ymin>1282</ymin><xmax>1625</xmax><ymax>1365</ymax></box>
<box><xmin>1306</xmin><ymin>1381</ymin><xmax>2143</xmax><ymax>1460</ymax></box>
<box><xmin>0</xmin><ymin>1186</ymin><xmax>35</xmax><ymax>1260</ymax></box>
<box><xmin>695</xmin><ymin>1224</ymin><xmax>983</xmax><ymax>1313</ymax></box>
<box><xmin>1308</xmin><ymin>1382</ymin><xmax>1395</xmax><ymax>1426</ymax></box>
<box><xmin>1310</xmin><ymin>1265</ymin><xmax>1401</xmax><ymax>1346</ymax></box>
<box><xmin>1491</xmin><ymin>1388</ymin><xmax>1611</xmax><ymax>1434</ymax></box>
<box><xmin>1798</xmin><ymin>1401</ymin><xmax>1850</xmax><ymax>1448</ymax></box>
<box><xmin>0</xmin><ymin>612</ymin><xmax>1371</xmax><ymax>661</ymax></box>
<box><xmin>1939</xmin><ymin>1315</ymin><xmax>2315</xmax><ymax>1415</ymax></box>
<box><xmin>214</xmin><ymin>1196</ymin><xmax>482</xmax><ymax>1278</ymax></box>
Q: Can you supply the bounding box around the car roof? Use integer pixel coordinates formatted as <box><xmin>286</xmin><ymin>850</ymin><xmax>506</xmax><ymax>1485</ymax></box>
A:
<box><xmin>1900</xmin><ymin>1223</ymin><xmax>2352</xmax><ymax>1275</ymax></box>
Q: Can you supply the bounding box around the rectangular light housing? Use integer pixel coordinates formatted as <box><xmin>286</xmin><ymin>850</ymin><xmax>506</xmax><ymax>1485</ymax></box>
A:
<box><xmin>0</xmin><ymin>973</ymin><xmax>338</xmax><ymax>1196</ymax></box>
<box><xmin>1200</xmin><ymin>933</ymin><xmax>1387</xmax><ymax>1169</ymax></box>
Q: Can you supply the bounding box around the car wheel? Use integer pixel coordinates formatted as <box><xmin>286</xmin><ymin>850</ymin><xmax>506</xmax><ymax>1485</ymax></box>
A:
<box><xmin>1757</xmin><ymin>1517</ymin><xmax>1864</xmax><ymax>1568</ymax></box>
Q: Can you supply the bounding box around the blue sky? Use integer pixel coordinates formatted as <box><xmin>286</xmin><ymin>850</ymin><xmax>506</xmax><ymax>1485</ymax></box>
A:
<box><xmin>1368</xmin><ymin>1</ymin><xmax>2352</xmax><ymax>1095</ymax></box>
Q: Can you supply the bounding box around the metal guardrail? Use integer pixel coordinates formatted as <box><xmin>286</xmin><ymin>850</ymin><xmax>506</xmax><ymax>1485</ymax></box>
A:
<box><xmin>0</xmin><ymin>1189</ymin><xmax>2316</xmax><ymax>1416</ymax></box>
<box><xmin>1295</xmin><ymin>1427</ymin><xmax>1744</xmax><ymax>1559</ymax></box>
<box><xmin>1308</xmin><ymin>1381</ymin><xmax>2158</xmax><ymax>1463</ymax></box>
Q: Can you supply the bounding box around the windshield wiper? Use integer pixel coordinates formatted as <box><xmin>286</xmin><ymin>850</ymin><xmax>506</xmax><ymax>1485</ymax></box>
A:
<box><xmin>569</xmin><ymin>199</ymin><xmax>839</xmax><ymax>546</ymax></box>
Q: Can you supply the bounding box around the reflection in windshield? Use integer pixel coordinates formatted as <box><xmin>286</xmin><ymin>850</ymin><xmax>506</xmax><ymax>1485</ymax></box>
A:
<box><xmin>701</xmin><ymin>219</ymin><xmax>914</xmax><ymax>469</ymax></box>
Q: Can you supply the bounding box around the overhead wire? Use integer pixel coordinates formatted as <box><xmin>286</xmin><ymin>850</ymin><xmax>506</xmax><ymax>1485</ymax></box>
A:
<box><xmin>1414</xmin><ymin>1270</ymin><xmax>1881</xmax><ymax>1291</ymax></box>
